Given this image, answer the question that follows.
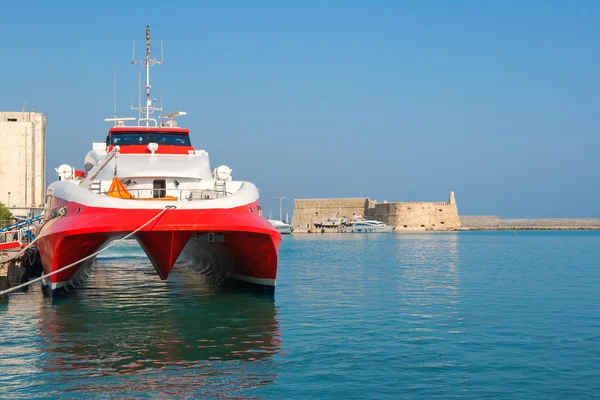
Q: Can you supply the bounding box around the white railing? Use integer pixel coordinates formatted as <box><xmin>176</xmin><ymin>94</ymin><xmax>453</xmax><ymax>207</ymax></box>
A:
<box><xmin>101</xmin><ymin>188</ymin><xmax>232</xmax><ymax>201</ymax></box>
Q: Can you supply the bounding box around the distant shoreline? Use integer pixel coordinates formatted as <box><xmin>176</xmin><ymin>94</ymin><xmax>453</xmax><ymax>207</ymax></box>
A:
<box><xmin>456</xmin><ymin>227</ymin><xmax>600</xmax><ymax>231</ymax></box>
<box><xmin>291</xmin><ymin>225</ymin><xmax>600</xmax><ymax>234</ymax></box>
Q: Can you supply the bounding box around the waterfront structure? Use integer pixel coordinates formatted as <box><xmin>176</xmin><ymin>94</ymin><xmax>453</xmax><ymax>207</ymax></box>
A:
<box><xmin>291</xmin><ymin>192</ymin><xmax>461</xmax><ymax>231</ymax></box>
<box><xmin>0</xmin><ymin>112</ymin><xmax>46</xmax><ymax>208</ymax></box>
<box><xmin>459</xmin><ymin>216</ymin><xmax>600</xmax><ymax>230</ymax></box>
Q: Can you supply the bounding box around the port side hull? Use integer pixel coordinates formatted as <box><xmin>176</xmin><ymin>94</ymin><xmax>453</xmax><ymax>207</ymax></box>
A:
<box><xmin>36</xmin><ymin>199</ymin><xmax>281</xmax><ymax>295</ymax></box>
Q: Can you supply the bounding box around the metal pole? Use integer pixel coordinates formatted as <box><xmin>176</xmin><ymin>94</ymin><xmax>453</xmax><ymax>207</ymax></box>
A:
<box><xmin>7</xmin><ymin>192</ymin><xmax>10</xmax><ymax>207</ymax></box>
<box><xmin>274</xmin><ymin>196</ymin><xmax>286</xmax><ymax>221</ymax></box>
<box><xmin>145</xmin><ymin>26</ymin><xmax>151</xmax><ymax>126</ymax></box>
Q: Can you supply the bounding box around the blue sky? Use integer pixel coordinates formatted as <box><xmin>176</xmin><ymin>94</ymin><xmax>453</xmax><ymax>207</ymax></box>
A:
<box><xmin>1</xmin><ymin>1</ymin><xmax>599</xmax><ymax>218</ymax></box>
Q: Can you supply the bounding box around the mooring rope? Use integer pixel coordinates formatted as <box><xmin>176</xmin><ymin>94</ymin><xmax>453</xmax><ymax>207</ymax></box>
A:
<box><xmin>0</xmin><ymin>206</ymin><xmax>172</xmax><ymax>297</ymax></box>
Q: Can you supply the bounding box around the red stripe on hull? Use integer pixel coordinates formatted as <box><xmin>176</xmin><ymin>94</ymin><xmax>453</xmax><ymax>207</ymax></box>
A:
<box><xmin>36</xmin><ymin>200</ymin><xmax>281</xmax><ymax>290</ymax></box>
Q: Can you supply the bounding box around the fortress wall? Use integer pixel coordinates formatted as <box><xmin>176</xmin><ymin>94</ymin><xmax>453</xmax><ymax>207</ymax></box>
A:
<box><xmin>372</xmin><ymin>202</ymin><xmax>460</xmax><ymax>230</ymax></box>
<box><xmin>460</xmin><ymin>217</ymin><xmax>600</xmax><ymax>229</ymax></box>
<box><xmin>460</xmin><ymin>216</ymin><xmax>501</xmax><ymax>228</ymax></box>
<box><xmin>499</xmin><ymin>219</ymin><xmax>600</xmax><ymax>228</ymax></box>
<box><xmin>291</xmin><ymin>198</ymin><xmax>370</xmax><ymax>228</ymax></box>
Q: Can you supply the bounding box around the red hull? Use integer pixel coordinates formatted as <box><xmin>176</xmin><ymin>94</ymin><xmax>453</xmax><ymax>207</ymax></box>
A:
<box><xmin>36</xmin><ymin>199</ymin><xmax>281</xmax><ymax>293</ymax></box>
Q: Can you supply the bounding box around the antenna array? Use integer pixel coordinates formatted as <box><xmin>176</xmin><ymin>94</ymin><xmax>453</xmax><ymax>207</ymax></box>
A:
<box><xmin>131</xmin><ymin>25</ymin><xmax>164</xmax><ymax>126</ymax></box>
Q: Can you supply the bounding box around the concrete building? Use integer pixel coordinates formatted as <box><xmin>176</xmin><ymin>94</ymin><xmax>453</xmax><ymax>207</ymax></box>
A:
<box><xmin>0</xmin><ymin>112</ymin><xmax>47</xmax><ymax>208</ymax></box>
<box><xmin>291</xmin><ymin>192</ymin><xmax>461</xmax><ymax>231</ymax></box>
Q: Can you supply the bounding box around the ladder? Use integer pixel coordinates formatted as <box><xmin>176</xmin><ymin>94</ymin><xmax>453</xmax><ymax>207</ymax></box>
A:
<box><xmin>214</xmin><ymin>180</ymin><xmax>227</xmax><ymax>198</ymax></box>
<box><xmin>90</xmin><ymin>181</ymin><xmax>102</xmax><ymax>194</ymax></box>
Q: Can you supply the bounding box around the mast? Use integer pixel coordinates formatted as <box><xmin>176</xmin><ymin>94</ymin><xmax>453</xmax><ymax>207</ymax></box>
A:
<box><xmin>131</xmin><ymin>26</ymin><xmax>163</xmax><ymax>126</ymax></box>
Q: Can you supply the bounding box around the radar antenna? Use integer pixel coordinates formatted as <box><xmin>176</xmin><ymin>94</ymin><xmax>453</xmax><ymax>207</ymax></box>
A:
<box><xmin>131</xmin><ymin>26</ymin><xmax>164</xmax><ymax>126</ymax></box>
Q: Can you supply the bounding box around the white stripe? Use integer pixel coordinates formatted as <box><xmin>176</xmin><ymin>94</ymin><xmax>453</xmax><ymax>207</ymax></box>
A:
<box><xmin>43</xmin><ymin>278</ymin><xmax>69</xmax><ymax>290</ymax></box>
<box><xmin>229</xmin><ymin>273</ymin><xmax>276</xmax><ymax>286</ymax></box>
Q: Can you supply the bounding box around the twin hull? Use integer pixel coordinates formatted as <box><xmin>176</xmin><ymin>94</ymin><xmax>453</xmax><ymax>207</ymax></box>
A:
<box><xmin>37</xmin><ymin>182</ymin><xmax>281</xmax><ymax>295</ymax></box>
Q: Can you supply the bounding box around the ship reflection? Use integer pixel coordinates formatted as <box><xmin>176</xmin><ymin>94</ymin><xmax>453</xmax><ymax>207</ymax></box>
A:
<box><xmin>36</xmin><ymin>261</ymin><xmax>281</xmax><ymax>385</ymax></box>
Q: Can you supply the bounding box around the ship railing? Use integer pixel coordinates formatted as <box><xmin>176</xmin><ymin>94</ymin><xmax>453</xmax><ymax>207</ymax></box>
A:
<box><xmin>101</xmin><ymin>188</ymin><xmax>232</xmax><ymax>201</ymax></box>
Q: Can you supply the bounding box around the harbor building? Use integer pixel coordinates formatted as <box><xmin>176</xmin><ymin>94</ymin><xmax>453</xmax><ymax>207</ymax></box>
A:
<box><xmin>0</xmin><ymin>111</ymin><xmax>47</xmax><ymax>213</ymax></box>
<box><xmin>291</xmin><ymin>192</ymin><xmax>461</xmax><ymax>231</ymax></box>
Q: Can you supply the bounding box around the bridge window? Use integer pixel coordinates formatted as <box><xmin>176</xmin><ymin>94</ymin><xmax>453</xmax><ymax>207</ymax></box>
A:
<box><xmin>109</xmin><ymin>132</ymin><xmax>191</xmax><ymax>146</ymax></box>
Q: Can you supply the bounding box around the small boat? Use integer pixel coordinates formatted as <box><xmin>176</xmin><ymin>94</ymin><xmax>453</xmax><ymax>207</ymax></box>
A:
<box><xmin>314</xmin><ymin>214</ymin><xmax>346</xmax><ymax>229</ymax></box>
<box><xmin>268</xmin><ymin>219</ymin><xmax>293</xmax><ymax>234</ymax></box>
<box><xmin>342</xmin><ymin>217</ymin><xmax>395</xmax><ymax>233</ymax></box>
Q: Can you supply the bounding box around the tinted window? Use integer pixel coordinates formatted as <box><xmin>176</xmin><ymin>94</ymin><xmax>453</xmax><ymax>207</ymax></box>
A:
<box><xmin>110</xmin><ymin>132</ymin><xmax>191</xmax><ymax>146</ymax></box>
<box><xmin>150</xmin><ymin>133</ymin><xmax>191</xmax><ymax>146</ymax></box>
<box><xmin>111</xmin><ymin>133</ymin><xmax>150</xmax><ymax>146</ymax></box>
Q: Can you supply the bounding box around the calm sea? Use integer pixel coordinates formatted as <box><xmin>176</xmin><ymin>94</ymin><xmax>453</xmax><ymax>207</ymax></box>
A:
<box><xmin>1</xmin><ymin>232</ymin><xmax>599</xmax><ymax>399</ymax></box>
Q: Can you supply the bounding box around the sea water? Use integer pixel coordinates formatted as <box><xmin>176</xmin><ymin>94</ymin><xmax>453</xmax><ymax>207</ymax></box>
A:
<box><xmin>0</xmin><ymin>231</ymin><xmax>599</xmax><ymax>399</ymax></box>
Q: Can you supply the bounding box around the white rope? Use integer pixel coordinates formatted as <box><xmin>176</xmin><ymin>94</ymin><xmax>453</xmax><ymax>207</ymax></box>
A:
<box><xmin>0</xmin><ymin>207</ymin><xmax>171</xmax><ymax>297</ymax></box>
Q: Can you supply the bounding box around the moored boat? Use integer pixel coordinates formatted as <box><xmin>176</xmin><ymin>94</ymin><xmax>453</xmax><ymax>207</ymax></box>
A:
<box><xmin>342</xmin><ymin>217</ymin><xmax>395</xmax><ymax>233</ymax></box>
<box><xmin>35</xmin><ymin>26</ymin><xmax>281</xmax><ymax>295</ymax></box>
<box><xmin>268</xmin><ymin>219</ymin><xmax>293</xmax><ymax>234</ymax></box>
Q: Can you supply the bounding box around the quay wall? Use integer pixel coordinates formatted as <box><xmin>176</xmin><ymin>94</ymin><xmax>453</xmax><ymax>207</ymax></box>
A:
<box><xmin>461</xmin><ymin>216</ymin><xmax>600</xmax><ymax>229</ymax></box>
<box><xmin>500</xmin><ymin>219</ymin><xmax>600</xmax><ymax>228</ymax></box>
<box><xmin>460</xmin><ymin>216</ymin><xmax>501</xmax><ymax>228</ymax></box>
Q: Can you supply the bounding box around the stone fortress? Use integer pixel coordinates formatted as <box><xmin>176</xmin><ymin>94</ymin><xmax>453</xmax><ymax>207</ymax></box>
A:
<box><xmin>291</xmin><ymin>192</ymin><xmax>461</xmax><ymax>232</ymax></box>
<box><xmin>290</xmin><ymin>192</ymin><xmax>600</xmax><ymax>232</ymax></box>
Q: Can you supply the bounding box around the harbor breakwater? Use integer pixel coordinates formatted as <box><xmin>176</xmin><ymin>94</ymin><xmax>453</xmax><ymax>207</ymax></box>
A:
<box><xmin>459</xmin><ymin>216</ymin><xmax>600</xmax><ymax>230</ymax></box>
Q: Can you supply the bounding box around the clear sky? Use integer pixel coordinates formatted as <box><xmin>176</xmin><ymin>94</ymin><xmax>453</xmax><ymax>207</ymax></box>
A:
<box><xmin>1</xmin><ymin>1</ymin><xmax>599</xmax><ymax>218</ymax></box>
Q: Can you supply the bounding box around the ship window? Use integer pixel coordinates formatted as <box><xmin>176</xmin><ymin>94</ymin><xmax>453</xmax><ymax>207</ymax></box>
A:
<box><xmin>109</xmin><ymin>132</ymin><xmax>191</xmax><ymax>146</ymax></box>
<box><xmin>111</xmin><ymin>133</ymin><xmax>150</xmax><ymax>146</ymax></box>
<box><xmin>7</xmin><ymin>118</ymin><xmax>17</xmax><ymax>122</ymax></box>
<box><xmin>153</xmin><ymin>180</ymin><xmax>166</xmax><ymax>198</ymax></box>
<box><xmin>150</xmin><ymin>133</ymin><xmax>191</xmax><ymax>146</ymax></box>
<box><xmin>441</xmin><ymin>221</ymin><xmax>445</xmax><ymax>224</ymax></box>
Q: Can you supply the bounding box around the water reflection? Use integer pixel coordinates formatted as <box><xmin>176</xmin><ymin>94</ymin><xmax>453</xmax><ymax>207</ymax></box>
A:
<box><xmin>33</xmin><ymin>259</ymin><xmax>281</xmax><ymax>395</ymax></box>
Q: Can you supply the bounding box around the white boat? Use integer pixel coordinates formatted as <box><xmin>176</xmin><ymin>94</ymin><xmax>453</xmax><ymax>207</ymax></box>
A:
<box><xmin>342</xmin><ymin>217</ymin><xmax>395</xmax><ymax>233</ymax></box>
<box><xmin>268</xmin><ymin>219</ymin><xmax>294</xmax><ymax>234</ymax></box>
